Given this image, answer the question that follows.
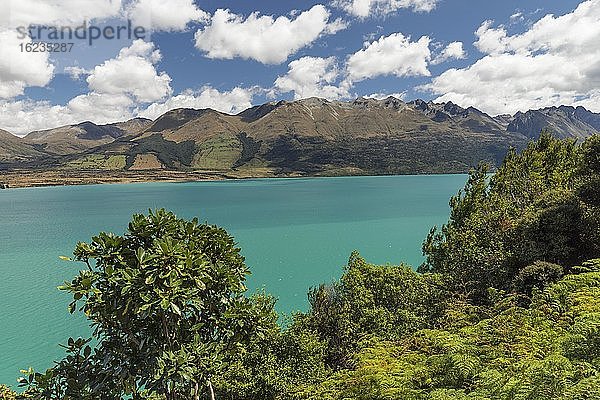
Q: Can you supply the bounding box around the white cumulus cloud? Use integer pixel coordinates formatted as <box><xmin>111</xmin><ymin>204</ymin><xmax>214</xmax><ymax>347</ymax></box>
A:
<box><xmin>432</xmin><ymin>41</ymin><xmax>466</xmax><ymax>65</ymax></box>
<box><xmin>0</xmin><ymin>40</ymin><xmax>175</xmax><ymax>134</ymax></box>
<box><xmin>473</xmin><ymin>20</ymin><xmax>509</xmax><ymax>55</ymax></box>
<box><xmin>335</xmin><ymin>0</ymin><xmax>438</xmax><ymax>18</ymax></box>
<box><xmin>86</xmin><ymin>39</ymin><xmax>172</xmax><ymax>103</ymax></box>
<box><xmin>67</xmin><ymin>92</ymin><xmax>135</xmax><ymax>121</ymax></box>
<box><xmin>0</xmin><ymin>93</ymin><xmax>134</xmax><ymax>135</ymax></box>
<box><xmin>0</xmin><ymin>100</ymin><xmax>71</xmax><ymax>135</ymax></box>
<box><xmin>127</xmin><ymin>0</ymin><xmax>209</xmax><ymax>31</ymax></box>
<box><xmin>274</xmin><ymin>56</ymin><xmax>351</xmax><ymax>100</ymax></box>
<box><xmin>0</xmin><ymin>29</ymin><xmax>55</xmax><ymax>98</ymax></box>
<box><xmin>139</xmin><ymin>87</ymin><xmax>258</xmax><ymax>120</ymax></box>
<box><xmin>0</xmin><ymin>0</ymin><xmax>122</xmax><ymax>28</ymax></box>
<box><xmin>194</xmin><ymin>5</ymin><xmax>346</xmax><ymax>64</ymax></box>
<box><xmin>347</xmin><ymin>33</ymin><xmax>431</xmax><ymax>82</ymax></box>
<box><xmin>365</xmin><ymin>92</ymin><xmax>406</xmax><ymax>100</ymax></box>
<box><xmin>424</xmin><ymin>0</ymin><xmax>600</xmax><ymax>115</ymax></box>
<box><xmin>64</xmin><ymin>66</ymin><xmax>90</xmax><ymax>80</ymax></box>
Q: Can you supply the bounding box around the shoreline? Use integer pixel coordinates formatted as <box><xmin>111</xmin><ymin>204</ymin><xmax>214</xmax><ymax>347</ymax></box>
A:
<box><xmin>0</xmin><ymin>169</ymin><xmax>236</xmax><ymax>189</ymax></box>
<box><xmin>0</xmin><ymin>168</ymin><xmax>472</xmax><ymax>189</ymax></box>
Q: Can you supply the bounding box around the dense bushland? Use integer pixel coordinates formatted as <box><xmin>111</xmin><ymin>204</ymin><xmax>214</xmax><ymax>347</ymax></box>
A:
<box><xmin>3</xmin><ymin>133</ymin><xmax>600</xmax><ymax>399</ymax></box>
<box><xmin>421</xmin><ymin>132</ymin><xmax>600</xmax><ymax>303</ymax></box>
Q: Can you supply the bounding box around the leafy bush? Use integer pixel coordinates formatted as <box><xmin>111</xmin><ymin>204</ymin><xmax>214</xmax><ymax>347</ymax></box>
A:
<box><xmin>294</xmin><ymin>251</ymin><xmax>448</xmax><ymax>369</ymax></box>
<box><xmin>512</xmin><ymin>261</ymin><xmax>564</xmax><ymax>297</ymax></box>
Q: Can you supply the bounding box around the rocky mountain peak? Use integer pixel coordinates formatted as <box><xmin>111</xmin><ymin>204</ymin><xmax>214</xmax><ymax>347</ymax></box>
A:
<box><xmin>408</xmin><ymin>99</ymin><xmax>430</xmax><ymax>112</ymax></box>
<box><xmin>146</xmin><ymin>108</ymin><xmax>207</xmax><ymax>132</ymax></box>
<box><xmin>507</xmin><ymin>105</ymin><xmax>599</xmax><ymax>139</ymax></box>
<box><xmin>238</xmin><ymin>101</ymin><xmax>287</xmax><ymax>122</ymax></box>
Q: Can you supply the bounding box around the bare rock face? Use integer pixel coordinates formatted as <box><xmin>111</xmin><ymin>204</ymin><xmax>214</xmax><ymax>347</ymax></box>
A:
<box><xmin>507</xmin><ymin>105</ymin><xmax>600</xmax><ymax>140</ymax></box>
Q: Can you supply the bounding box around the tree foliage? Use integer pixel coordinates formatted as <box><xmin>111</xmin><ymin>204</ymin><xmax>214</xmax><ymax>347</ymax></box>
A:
<box><xmin>421</xmin><ymin>132</ymin><xmax>600</xmax><ymax>303</ymax></box>
<box><xmin>20</xmin><ymin>209</ymin><xmax>272</xmax><ymax>400</ymax></box>
<box><xmin>296</xmin><ymin>251</ymin><xmax>448</xmax><ymax>369</ymax></box>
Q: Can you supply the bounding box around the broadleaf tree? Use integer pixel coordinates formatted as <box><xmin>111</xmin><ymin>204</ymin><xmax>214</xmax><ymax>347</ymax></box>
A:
<box><xmin>21</xmin><ymin>209</ymin><xmax>272</xmax><ymax>400</ymax></box>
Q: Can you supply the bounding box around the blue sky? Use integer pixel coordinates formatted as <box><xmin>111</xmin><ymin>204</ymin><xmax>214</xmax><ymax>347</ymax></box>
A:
<box><xmin>0</xmin><ymin>0</ymin><xmax>597</xmax><ymax>134</ymax></box>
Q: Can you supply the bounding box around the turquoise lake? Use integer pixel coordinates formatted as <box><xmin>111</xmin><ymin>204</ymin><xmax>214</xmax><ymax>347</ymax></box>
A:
<box><xmin>0</xmin><ymin>174</ymin><xmax>466</xmax><ymax>385</ymax></box>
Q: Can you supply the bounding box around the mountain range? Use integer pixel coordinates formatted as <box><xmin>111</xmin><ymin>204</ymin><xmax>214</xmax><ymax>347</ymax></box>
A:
<box><xmin>1</xmin><ymin>97</ymin><xmax>599</xmax><ymax>178</ymax></box>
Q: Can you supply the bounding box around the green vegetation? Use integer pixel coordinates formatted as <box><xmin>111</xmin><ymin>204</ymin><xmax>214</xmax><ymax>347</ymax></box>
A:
<box><xmin>192</xmin><ymin>134</ymin><xmax>242</xmax><ymax>170</ymax></box>
<box><xmin>16</xmin><ymin>210</ymin><xmax>273</xmax><ymax>399</ymax></box>
<box><xmin>66</xmin><ymin>155</ymin><xmax>127</xmax><ymax>170</ymax></box>
<box><xmin>421</xmin><ymin>132</ymin><xmax>600</xmax><ymax>302</ymax></box>
<box><xmin>263</xmin><ymin>135</ymin><xmax>520</xmax><ymax>175</ymax></box>
<box><xmin>302</xmin><ymin>263</ymin><xmax>600</xmax><ymax>399</ymax></box>
<box><xmin>0</xmin><ymin>385</ymin><xmax>17</xmax><ymax>400</ymax></box>
<box><xmin>7</xmin><ymin>133</ymin><xmax>600</xmax><ymax>399</ymax></box>
<box><xmin>127</xmin><ymin>135</ymin><xmax>196</xmax><ymax>169</ymax></box>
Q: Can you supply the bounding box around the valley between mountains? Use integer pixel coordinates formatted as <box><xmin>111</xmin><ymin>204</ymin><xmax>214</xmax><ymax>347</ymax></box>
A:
<box><xmin>1</xmin><ymin>96</ymin><xmax>600</xmax><ymax>187</ymax></box>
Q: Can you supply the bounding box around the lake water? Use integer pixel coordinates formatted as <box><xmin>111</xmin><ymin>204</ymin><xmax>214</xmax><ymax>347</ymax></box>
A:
<box><xmin>0</xmin><ymin>175</ymin><xmax>466</xmax><ymax>385</ymax></box>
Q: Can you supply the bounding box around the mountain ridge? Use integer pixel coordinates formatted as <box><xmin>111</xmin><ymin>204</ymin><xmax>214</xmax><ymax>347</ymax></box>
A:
<box><xmin>1</xmin><ymin>98</ymin><xmax>599</xmax><ymax>177</ymax></box>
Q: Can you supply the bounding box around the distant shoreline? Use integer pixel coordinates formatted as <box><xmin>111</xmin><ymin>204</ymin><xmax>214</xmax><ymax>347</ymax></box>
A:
<box><xmin>0</xmin><ymin>169</ymin><xmax>232</xmax><ymax>189</ymax></box>
<box><xmin>0</xmin><ymin>169</ymin><xmax>471</xmax><ymax>189</ymax></box>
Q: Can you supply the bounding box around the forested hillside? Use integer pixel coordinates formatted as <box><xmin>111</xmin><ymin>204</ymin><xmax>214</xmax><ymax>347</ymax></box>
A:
<box><xmin>3</xmin><ymin>133</ymin><xmax>600</xmax><ymax>399</ymax></box>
